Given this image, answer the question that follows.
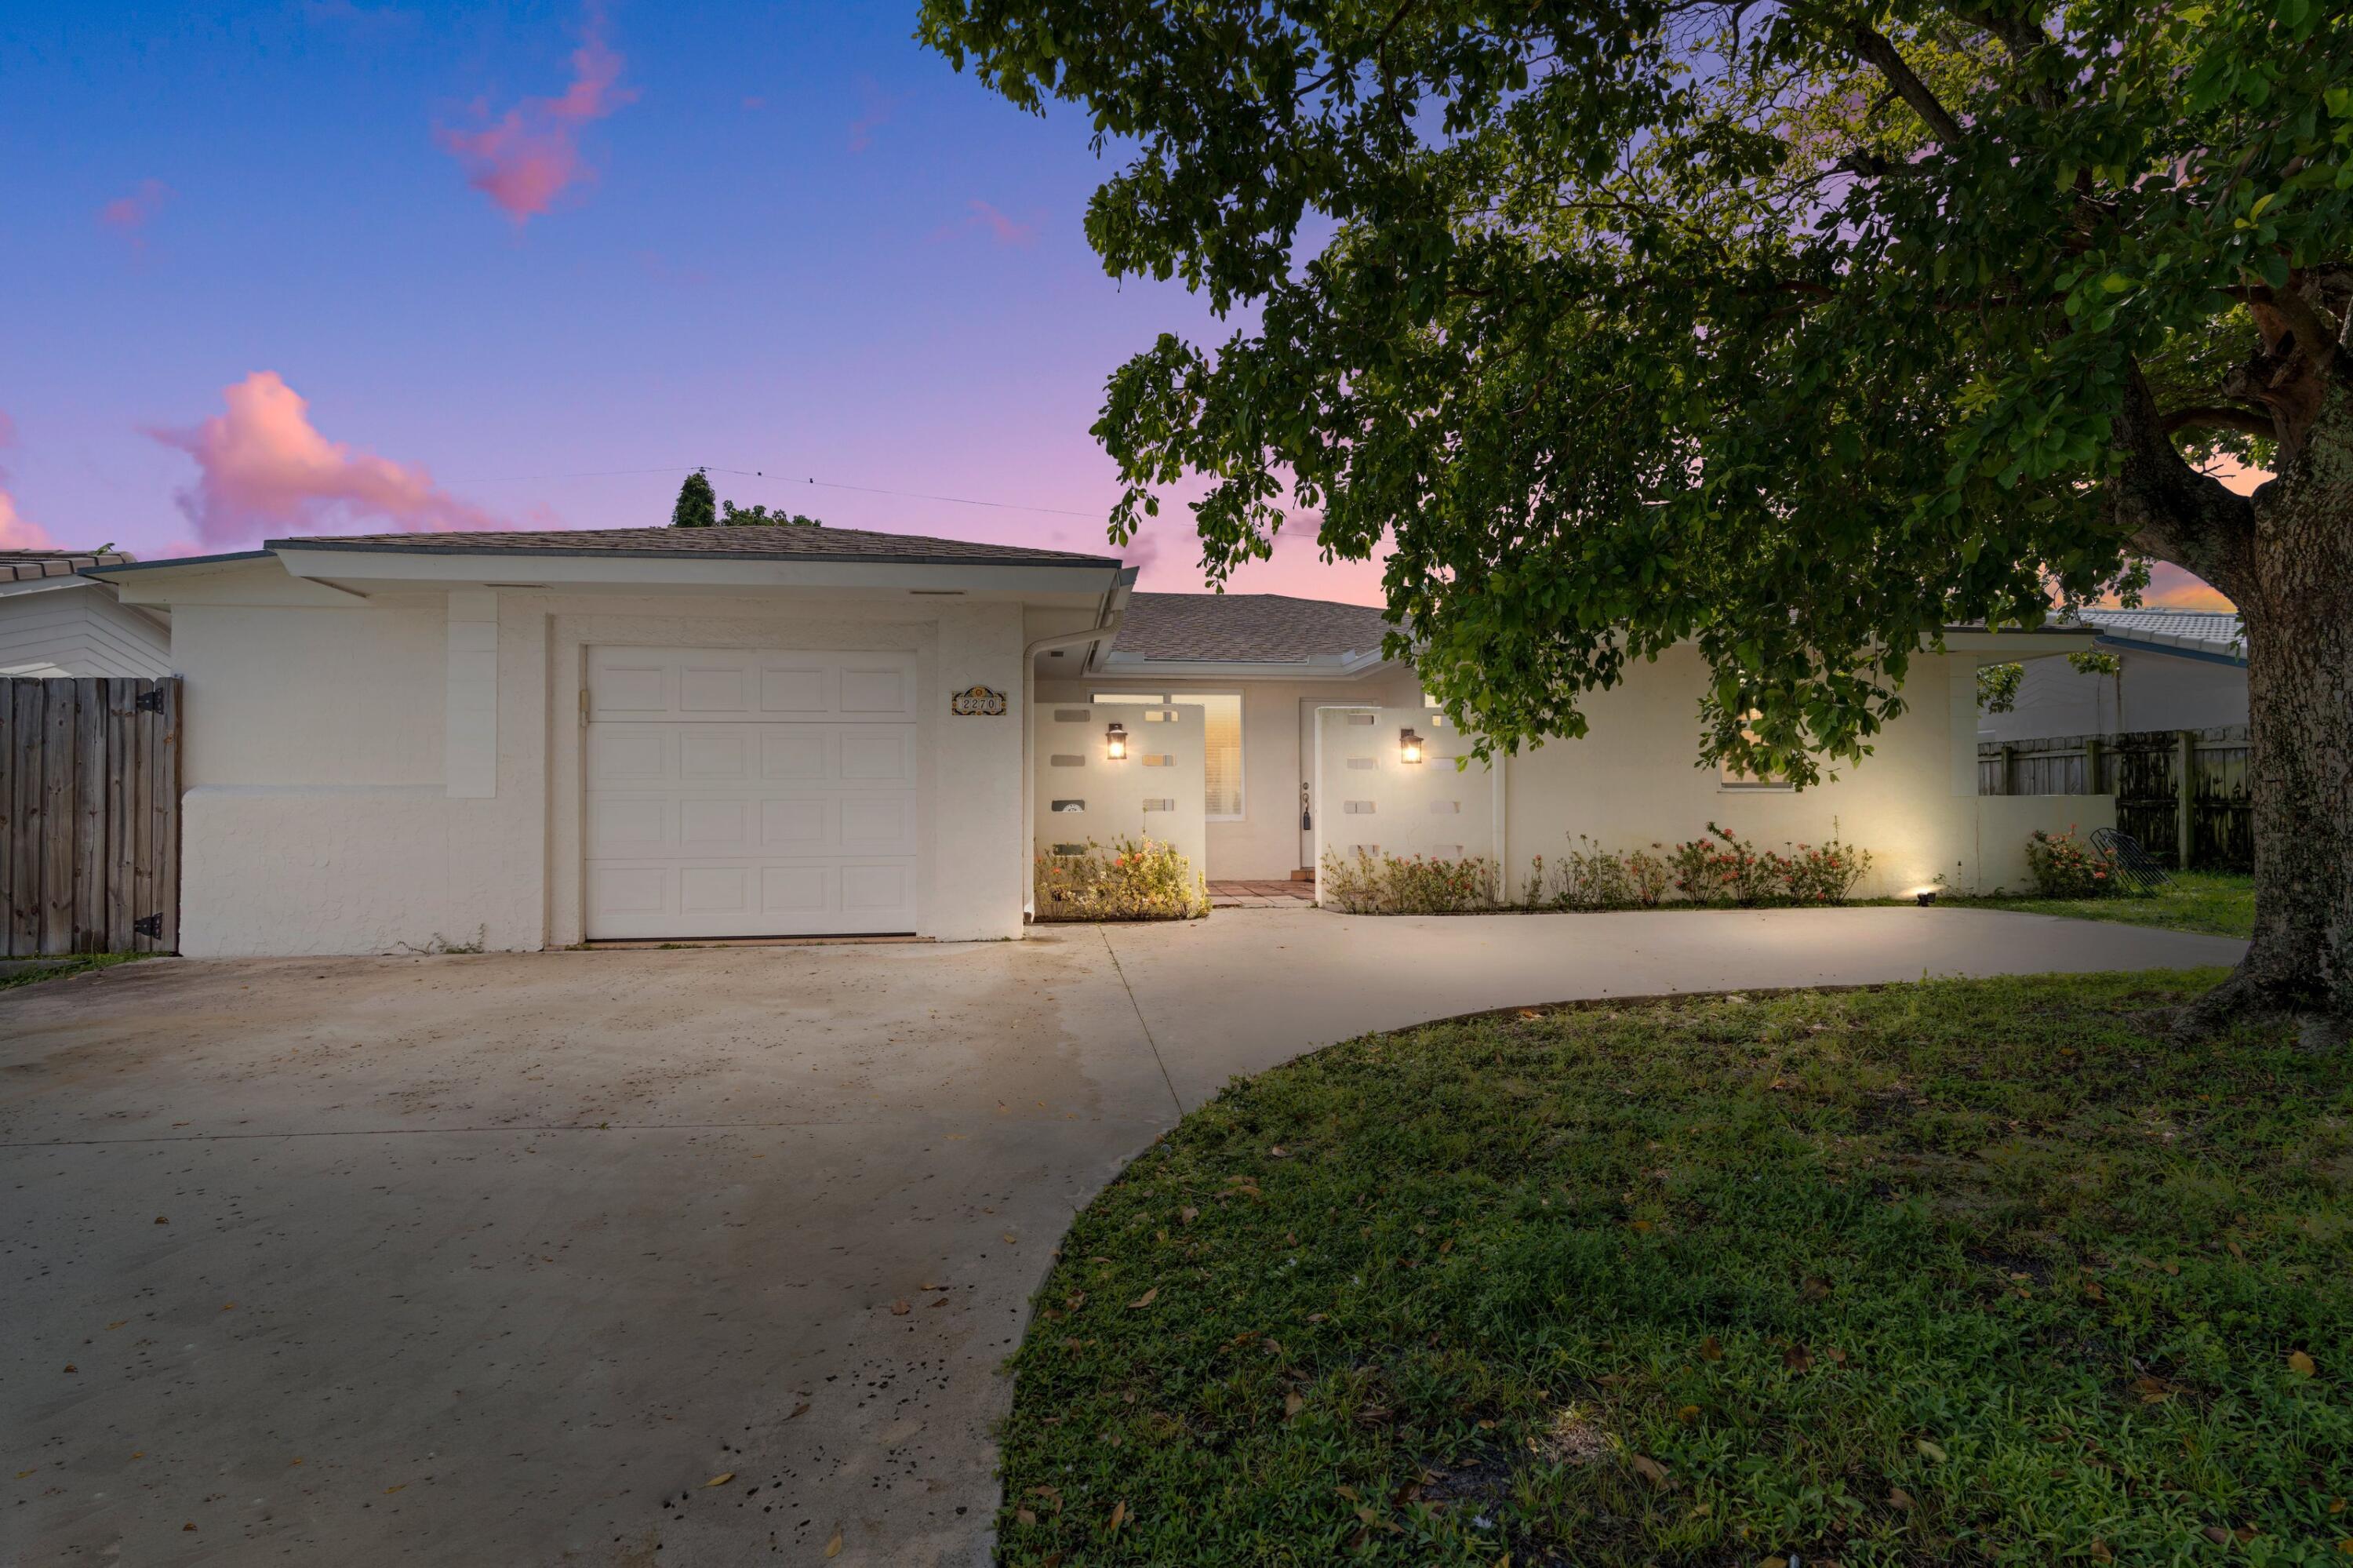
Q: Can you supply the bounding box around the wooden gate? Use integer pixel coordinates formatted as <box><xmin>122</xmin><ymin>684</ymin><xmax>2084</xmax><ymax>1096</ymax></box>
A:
<box><xmin>1</xmin><ymin>677</ymin><xmax>180</xmax><ymax>956</ymax></box>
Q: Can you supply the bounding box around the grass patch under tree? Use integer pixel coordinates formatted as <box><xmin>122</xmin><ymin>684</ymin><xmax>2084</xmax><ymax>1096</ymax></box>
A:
<box><xmin>1952</xmin><ymin>872</ymin><xmax>2256</xmax><ymax>940</ymax></box>
<box><xmin>996</xmin><ymin>970</ymin><xmax>2348</xmax><ymax>1565</ymax></box>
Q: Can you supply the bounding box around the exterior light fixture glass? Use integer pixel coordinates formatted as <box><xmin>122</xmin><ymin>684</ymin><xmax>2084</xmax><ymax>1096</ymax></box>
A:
<box><xmin>1105</xmin><ymin>721</ymin><xmax>1128</xmax><ymax>760</ymax></box>
<box><xmin>1399</xmin><ymin>727</ymin><xmax>1424</xmax><ymax>764</ymax></box>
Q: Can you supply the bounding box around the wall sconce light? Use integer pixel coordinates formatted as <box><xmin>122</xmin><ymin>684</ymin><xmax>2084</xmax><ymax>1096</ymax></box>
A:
<box><xmin>1105</xmin><ymin>721</ymin><xmax>1128</xmax><ymax>760</ymax></box>
<box><xmin>1399</xmin><ymin>727</ymin><xmax>1424</xmax><ymax>764</ymax></box>
<box><xmin>1914</xmin><ymin>889</ymin><xmax>1938</xmax><ymax>906</ymax></box>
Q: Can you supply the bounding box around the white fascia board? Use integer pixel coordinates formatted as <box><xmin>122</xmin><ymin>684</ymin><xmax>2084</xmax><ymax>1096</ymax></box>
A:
<box><xmin>0</xmin><ymin>574</ymin><xmax>103</xmax><ymax>601</ymax></box>
<box><xmin>1937</xmin><ymin>628</ymin><xmax>2102</xmax><ymax>660</ymax></box>
<box><xmin>93</xmin><ymin>553</ymin><xmax>367</xmax><ymax>607</ymax></box>
<box><xmin>271</xmin><ymin>548</ymin><xmax>1123</xmax><ymax>599</ymax></box>
<box><xmin>1093</xmin><ymin>650</ymin><xmax>1399</xmax><ymax>682</ymax></box>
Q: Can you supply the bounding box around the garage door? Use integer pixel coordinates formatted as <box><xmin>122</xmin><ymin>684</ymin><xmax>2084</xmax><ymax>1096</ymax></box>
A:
<box><xmin>584</xmin><ymin>647</ymin><xmax>920</xmax><ymax>938</ymax></box>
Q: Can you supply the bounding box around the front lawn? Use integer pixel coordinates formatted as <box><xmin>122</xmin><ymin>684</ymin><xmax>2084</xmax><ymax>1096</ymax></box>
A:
<box><xmin>998</xmin><ymin>971</ymin><xmax>2349</xmax><ymax>1565</ymax></box>
<box><xmin>1954</xmin><ymin>871</ymin><xmax>2256</xmax><ymax>940</ymax></box>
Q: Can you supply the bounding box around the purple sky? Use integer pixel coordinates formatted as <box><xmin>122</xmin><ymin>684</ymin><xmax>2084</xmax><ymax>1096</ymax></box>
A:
<box><xmin>0</xmin><ymin>1</ymin><xmax>2229</xmax><ymax>609</ymax></box>
<box><xmin>0</xmin><ymin>0</ymin><xmax>1387</xmax><ymax>601</ymax></box>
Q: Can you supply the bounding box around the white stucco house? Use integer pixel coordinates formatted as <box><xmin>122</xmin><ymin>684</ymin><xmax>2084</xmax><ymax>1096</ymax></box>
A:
<box><xmin>94</xmin><ymin>525</ymin><xmax>2108</xmax><ymax>957</ymax></box>
<box><xmin>0</xmin><ymin>550</ymin><xmax>173</xmax><ymax>677</ymax></box>
<box><xmin>1979</xmin><ymin>608</ymin><xmax>2246</xmax><ymax>742</ymax></box>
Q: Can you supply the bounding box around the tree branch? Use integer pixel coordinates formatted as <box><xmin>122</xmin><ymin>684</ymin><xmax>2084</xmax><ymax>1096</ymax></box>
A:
<box><xmin>2162</xmin><ymin>404</ymin><xmax>2278</xmax><ymax>439</ymax></box>
<box><xmin>2105</xmin><ymin>365</ymin><xmax>2259</xmax><ymax>601</ymax></box>
<box><xmin>1848</xmin><ymin>25</ymin><xmax>1966</xmax><ymax>147</ymax></box>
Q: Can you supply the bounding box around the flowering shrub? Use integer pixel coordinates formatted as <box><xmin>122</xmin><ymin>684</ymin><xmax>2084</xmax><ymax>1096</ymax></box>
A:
<box><xmin>1035</xmin><ymin>837</ymin><xmax>1209</xmax><ymax>922</ymax></box>
<box><xmin>1624</xmin><ymin>848</ymin><xmax>1673</xmax><ymax>907</ymax></box>
<box><xmin>1669</xmin><ymin>823</ymin><xmax>1783</xmax><ymax>904</ymax></box>
<box><xmin>1557</xmin><ymin>835</ymin><xmax>1634</xmax><ymax>909</ymax></box>
<box><xmin>1778</xmin><ymin>832</ymin><xmax>1875</xmax><ymax>904</ymax></box>
<box><xmin>1342</xmin><ymin>828</ymin><xmax>1876</xmax><ymax>913</ymax></box>
<box><xmin>2023</xmin><ymin>828</ymin><xmax>2117</xmax><ymax>899</ymax></box>
<box><xmin>1320</xmin><ymin>848</ymin><xmax>1500</xmax><ymax>914</ymax></box>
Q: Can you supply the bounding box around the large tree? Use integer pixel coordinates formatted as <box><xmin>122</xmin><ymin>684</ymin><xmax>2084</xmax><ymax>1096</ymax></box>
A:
<box><xmin>921</xmin><ymin>0</ymin><xmax>2353</xmax><ymax>1028</ymax></box>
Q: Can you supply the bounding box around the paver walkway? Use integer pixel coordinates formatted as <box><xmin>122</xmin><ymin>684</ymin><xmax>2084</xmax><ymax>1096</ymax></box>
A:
<box><xmin>1206</xmin><ymin>878</ymin><xmax>1317</xmax><ymax>908</ymax></box>
<box><xmin>1</xmin><ymin>908</ymin><xmax>2244</xmax><ymax>1566</ymax></box>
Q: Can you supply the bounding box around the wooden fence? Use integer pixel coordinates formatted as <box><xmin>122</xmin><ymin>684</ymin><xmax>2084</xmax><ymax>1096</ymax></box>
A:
<box><xmin>1977</xmin><ymin>725</ymin><xmax>2251</xmax><ymax>871</ymax></box>
<box><xmin>1</xmin><ymin>677</ymin><xmax>180</xmax><ymax>957</ymax></box>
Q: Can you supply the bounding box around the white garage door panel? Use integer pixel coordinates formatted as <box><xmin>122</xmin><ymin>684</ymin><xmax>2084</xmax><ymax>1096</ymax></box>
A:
<box><xmin>585</xmin><ymin>647</ymin><xmax>920</xmax><ymax>938</ymax></box>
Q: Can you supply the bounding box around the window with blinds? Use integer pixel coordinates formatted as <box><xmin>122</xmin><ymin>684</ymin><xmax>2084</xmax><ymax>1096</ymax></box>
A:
<box><xmin>1093</xmin><ymin>691</ymin><xmax>1246</xmax><ymax>820</ymax></box>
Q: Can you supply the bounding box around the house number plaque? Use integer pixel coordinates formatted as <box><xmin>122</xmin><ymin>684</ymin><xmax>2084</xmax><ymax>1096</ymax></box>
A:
<box><xmin>950</xmin><ymin>685</ymin><xmax>1007</xmax><ymax>716</ymax></box>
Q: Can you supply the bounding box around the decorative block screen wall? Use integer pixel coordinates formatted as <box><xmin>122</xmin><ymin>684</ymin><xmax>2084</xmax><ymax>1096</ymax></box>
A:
<box><xmin>1313</xmin><ymin>706</ymin><xmax>1497</xmax><ymax>898</ymax></box>
<box><xmin>1033</xmin><ymin>701</ymin><xmax>1209</xmax><ymax>877</ymax></box>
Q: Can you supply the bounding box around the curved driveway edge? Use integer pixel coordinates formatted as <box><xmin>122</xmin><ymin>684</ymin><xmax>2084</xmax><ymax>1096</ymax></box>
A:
<box><xmin>0</xmin><ymin>908</ymin><xmax>2242</xmax><ymax>1566</ymax></box>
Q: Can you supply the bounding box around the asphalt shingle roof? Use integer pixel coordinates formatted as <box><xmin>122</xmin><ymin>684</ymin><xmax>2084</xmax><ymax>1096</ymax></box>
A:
<box><xmin>2</xmin><ymin>551</ymin><xmax>135</xmax><ymax>584</ymax></box>
<box><xmin>2069</xmin><ymin>606</ymin><xmax>2244</xmax><ymax>660</ymax></box>
<box><xmin>1111</xmin><ymin>591</ymin><xmax>1398</xmax><ymax>663</ymax></box>
<box><xmin>265</xmin><ymin>526</ymin><xmax>1122</xmax><ymax>568</ymax></box>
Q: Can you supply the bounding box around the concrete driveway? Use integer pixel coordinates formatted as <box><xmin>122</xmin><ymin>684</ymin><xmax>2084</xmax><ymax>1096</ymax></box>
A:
<box><xmin>2</xmin><ymin>908</ymin><xmax>2242</xmax><ymax>1566</ymax></box>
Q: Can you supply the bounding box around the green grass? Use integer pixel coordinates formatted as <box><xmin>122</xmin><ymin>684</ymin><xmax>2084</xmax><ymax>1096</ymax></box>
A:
<box><xmin>996</xmin><ymin>971</ymin><xmax>2350</xmax><ymax>1566</ymax></box>
<box><xmin>0</xmin><ymin>952</ymin><xmax>150</xmax><ymax>991</ymax></box>
<box><xmin>1951</xmin><ymin>872</ymin><xmax>2256</xmax><ymax>939</ymax></box>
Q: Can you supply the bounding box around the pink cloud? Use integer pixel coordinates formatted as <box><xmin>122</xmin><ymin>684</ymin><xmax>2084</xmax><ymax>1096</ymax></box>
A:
<box><xmin>146</xmin><ymin>371</ymin><xmax>504</xmax><ymax>547</ymax></box>
<box><xmin>932</xmin><ymin>199</ymin><xmax>1037</xmax><ymax>247</ymax></box>
<box><xmin>0</xmin><ymin>411</ymin><xmax>60</xmax><ymax>552</ymax></box>
<box><xmin>97</xmin><ymin>179</ymin><xmax>171</xmax><ymax>249</ymax></box>
<box><xmin>848</xmin><ymin>78</ymin><xmax>902</xmax><ymax>153</ymax></box>
<box><xmin>436</xmin><ymin>9</ymin><xmax>633</xmax><ymax>224</ymax></box>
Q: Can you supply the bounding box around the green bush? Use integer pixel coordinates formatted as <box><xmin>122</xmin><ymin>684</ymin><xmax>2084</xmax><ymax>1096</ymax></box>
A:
<box><xmin>2024</xmin><ymin>827</ymin><xmax>2118</xmax><ymax>899</ymax></box>
<box><xmin>1352</xmin><ymin>828</ymin><xmax>1877</xmax><ymax>915</ymax></box>
<box><xmin>1319</xmin><ymin>847</ymin><xmax>1499</xmax><ymax>914</ymax></box>
<box><xmin>1034</xmin><ymin>837</ymin><xmax>1209</xmax><ymax>921</ymax></box>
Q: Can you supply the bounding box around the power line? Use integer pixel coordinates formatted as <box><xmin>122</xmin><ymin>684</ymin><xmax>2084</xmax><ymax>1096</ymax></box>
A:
<box><xmin>448</xmin><ymin>461</ymin><xmax>1108</xmax><ymax>521</ymax></box>
<box><xmin>795</xmin><ymin>475</ymin><xmax>1102</xmax><ymax>519</ymax></box>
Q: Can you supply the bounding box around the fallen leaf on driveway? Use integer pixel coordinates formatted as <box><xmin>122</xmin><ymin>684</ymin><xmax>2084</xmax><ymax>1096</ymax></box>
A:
<box><xmin>704</xmin><ymin>1472</ymin><xmax>734</xmax><ymax>1487</ymax></box>
<box><xmin>787</xmin><ymin>1402</ymin><xmax>810</xmax><ymax>1421</ymax></box>
<box><xmin>824</xmin><ymin>1526</ymin><xmax>843</xmax><ymax>1557</ymax></box>
<box><xmin>1002</xmin><ymin>1232</ymin><xmax>1019</xmax><ymax>1245</ymax></box>
<box><xmin>889</xmin><ymin>1300</ymin><xmax>911</xmax><ymax>1316</ymax></box>
<box><xmin>1128</xmin><ymin>1287</ymin><xmax>1158</xmax><ymax>1309</ymax></box>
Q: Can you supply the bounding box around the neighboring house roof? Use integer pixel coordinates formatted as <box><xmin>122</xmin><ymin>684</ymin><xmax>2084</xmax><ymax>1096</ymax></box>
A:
<box><xmin>2</xmin><ymin>550</ymin><xmax>136</xmax><ymax>584</ymax></box>
<box><xmin>2068</xmin><ymin>607</ymin><xmax>2245</xmax><ymax>665</ymax></box>
<box><xmin>1109</xmin><ymin>591</ymin><xmax>1398</xmax><ymax>665</ymax></box>
<box><xmin>259</xmin><ymin>526</ymin><xmax>1122</xmax><ymax>569</ymax></box>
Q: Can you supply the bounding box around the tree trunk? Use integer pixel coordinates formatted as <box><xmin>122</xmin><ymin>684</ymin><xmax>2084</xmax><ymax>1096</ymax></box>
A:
<box><xmin>2180</xmin><ymin>387</ymin><xmax>2353</xmax><ymax>1033</ymax></box>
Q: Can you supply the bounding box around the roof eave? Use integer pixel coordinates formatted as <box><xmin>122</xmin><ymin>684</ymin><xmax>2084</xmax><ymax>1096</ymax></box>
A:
<box><xmin>1093</xmin><ymin>648</ymin><xmax>1401</xmax><ymax>681</ymax></box>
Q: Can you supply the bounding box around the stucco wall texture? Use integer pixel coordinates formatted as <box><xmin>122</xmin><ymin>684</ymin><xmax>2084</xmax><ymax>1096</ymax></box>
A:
<box><xmin>171</xmin><ymin>573</ymin><xmax>1029</xmax><ymax>956</ymax></box>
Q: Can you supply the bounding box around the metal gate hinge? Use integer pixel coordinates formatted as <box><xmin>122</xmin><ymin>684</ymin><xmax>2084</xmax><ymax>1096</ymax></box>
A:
<box><xmin>133</xmin><ymin>914</ymin><xmax>163</xmax><ymax>938</ymax></box>
<box><xmin>135</xmin><ymin>690</ymin><xmax>165</xmax><ymax>712</ymax></box>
